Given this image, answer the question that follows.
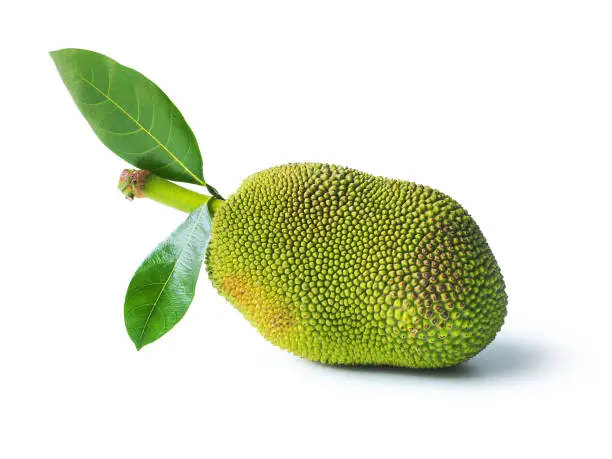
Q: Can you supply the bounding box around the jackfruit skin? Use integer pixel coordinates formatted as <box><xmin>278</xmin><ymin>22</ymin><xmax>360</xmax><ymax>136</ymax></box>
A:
<box><xmin>206</xmin><ymin>163</ymin><xmax>507</xmax><ymax>368</ymax></box>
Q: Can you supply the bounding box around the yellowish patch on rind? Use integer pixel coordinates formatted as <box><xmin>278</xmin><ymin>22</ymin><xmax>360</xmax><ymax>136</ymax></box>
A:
<box><xmin>206</xmin><ymin>163</ymin><xmax>507</xmax><ymax>368</ymax></box>
<box><xmin>220</xmin><ymin>274</ymin><xmax>295</xmax><ymax>345</ymax></box>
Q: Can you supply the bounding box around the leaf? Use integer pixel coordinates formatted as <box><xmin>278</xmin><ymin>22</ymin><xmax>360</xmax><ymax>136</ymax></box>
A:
<box><xmin>124</xmin><ymin>202</ymin><xmax>213</xmax><ymax>350</ymax></box>
<box><xmin>51</xmin><ymin>48</ymin><xmax>206</xmax><ymax>185</ymax></box>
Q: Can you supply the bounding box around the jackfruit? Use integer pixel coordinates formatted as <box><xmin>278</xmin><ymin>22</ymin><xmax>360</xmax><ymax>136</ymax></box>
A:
<box><xmin>206</xmin><ymin>163</ymin><xmax>506</xmax><ymax>368</ymax></box>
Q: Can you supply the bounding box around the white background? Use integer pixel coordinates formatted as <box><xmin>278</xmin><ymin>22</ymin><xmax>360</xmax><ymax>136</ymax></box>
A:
<box><xmin>1</xmin><ymin>1</ymin><xmax>611</xmax><ymax>457</ymax></box>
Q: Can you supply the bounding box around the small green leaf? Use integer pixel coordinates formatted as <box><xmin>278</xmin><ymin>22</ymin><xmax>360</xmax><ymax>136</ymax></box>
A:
<box><xmin>124</xmin><ymin>203</ymin><xmax>213</xmax><ymax>350</ymax></box>
<box><xmin>51</xmin><ymin>48</ymin><xmax>206</xmax><ymax>185</ymax></box>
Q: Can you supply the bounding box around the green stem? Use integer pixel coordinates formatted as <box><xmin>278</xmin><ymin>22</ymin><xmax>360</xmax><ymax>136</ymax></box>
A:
<box><xmin>118</xmin><ymin>169</ymin><xmax>224</xmax><ymax>214</ymax></box>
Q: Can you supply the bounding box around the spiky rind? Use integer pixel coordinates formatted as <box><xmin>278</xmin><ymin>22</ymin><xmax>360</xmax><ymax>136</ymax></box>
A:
<box><xmin>206</xmin><ymin>163</ymin><xmax>507</xmax><ymax>368</ymax></box>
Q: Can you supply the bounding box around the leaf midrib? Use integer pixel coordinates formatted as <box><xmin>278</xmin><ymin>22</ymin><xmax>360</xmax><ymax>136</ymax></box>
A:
<box><xmin>78</xmin><ymin>75</ymin><xmax>205</xmax><ymax>186</ymax></box>
<box><xmin>135</xmin><ymin>205</ymin><xmax>207</xmax><ymax>348</ymax></box>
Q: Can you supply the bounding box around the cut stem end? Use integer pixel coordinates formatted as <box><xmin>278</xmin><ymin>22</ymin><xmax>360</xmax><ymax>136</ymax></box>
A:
<box><xmin>119</xmin><ymin>169</ymin><xmax>151</xmax><ymax>200</ymax></box>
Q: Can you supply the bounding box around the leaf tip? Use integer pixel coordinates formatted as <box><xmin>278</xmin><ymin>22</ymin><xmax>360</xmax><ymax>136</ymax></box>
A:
<box><xmin>49</xmin><ymin>48</ymin><xmax>67</xmax><ymax>57</ymax></box>
<box><xmin>49</xmin><ymin>49</ymin><xmax>61</xmax><ymax>65</ymax></box>
<box><xmin>49</xmin><ymin>49</ymin><xmax>71</xmax><ymax>72</ymax></box>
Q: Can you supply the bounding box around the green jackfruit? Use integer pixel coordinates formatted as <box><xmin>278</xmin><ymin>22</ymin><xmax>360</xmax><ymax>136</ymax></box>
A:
<box><xmin>206</xmin><ymin>163</ymin><xmax>506</xmax><ymax>368</ymax></box>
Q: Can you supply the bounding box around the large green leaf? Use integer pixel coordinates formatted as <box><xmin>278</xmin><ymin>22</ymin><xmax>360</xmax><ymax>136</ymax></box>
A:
<box><xmin>51</xmin><ymin>48</ymin><xmax>206</xmax><ymax>185</ymax></box>
<box><xmin>124</xmin><ymin>203</ymin><xmax>213</xmax><ymax>350</ymax></box>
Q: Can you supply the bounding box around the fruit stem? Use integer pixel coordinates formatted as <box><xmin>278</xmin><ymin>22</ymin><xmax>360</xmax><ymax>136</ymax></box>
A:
<box><xmin>118</xmin><ymin>169</ymin><xmax>224</xmax><ymax>214</ymax></box>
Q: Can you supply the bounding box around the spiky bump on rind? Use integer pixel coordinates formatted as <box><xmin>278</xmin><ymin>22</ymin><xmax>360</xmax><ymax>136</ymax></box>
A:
<box><xmin>206</xmin><ymin>163</ymin><xmax>507</xmax><ymax>368</ymax></box>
